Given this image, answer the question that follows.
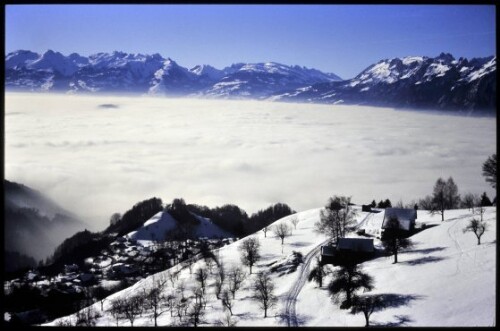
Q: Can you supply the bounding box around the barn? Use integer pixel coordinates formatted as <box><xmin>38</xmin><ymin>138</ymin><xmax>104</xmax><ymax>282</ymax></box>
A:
<box><xmin>321</xmin><ymin>238</ymin><xmax>375</xmax><ymax>265</ymax></box>
<box><xmin>382</xmin><ymin>208</ymin><xmax>417</xmax><ymax>232</ymax></box>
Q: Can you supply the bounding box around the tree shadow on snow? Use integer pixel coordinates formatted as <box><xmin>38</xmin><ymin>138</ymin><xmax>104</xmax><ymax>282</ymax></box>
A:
<box><xmin>234</xmin><ymin>312</ymin><xmax>256</xmax><ymax>320</ymax></box>
<box><xmin>377</xmin><ymin>293</ymin><xmax>423</xmax><ymax>309</ymax></box>
<box><xmin>288</xmin><ymin>241</ymin><xmax>310</xmax><ymax>248</ymax></box>
<box><xmin>400</xmin><ymin>255</ymin><xmax>447</xmax><ymax>266</ymax></box>
<box><xmin>275</xmin><ymin>309</ymin><xmax>311</xmax><ymax>326</ymax></box>
<box><xmin>371</xmin><ymin>314</ymin><xmax>414</xmax><ymax>327</ymax></box>
<box><xmin>407</xmin><ymin>246</ymin><xmax>447</xmax><ymax>254</ymax></box>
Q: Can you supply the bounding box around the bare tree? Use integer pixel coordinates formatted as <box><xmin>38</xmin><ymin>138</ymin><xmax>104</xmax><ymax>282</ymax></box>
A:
<box><xmin>205</xmin><ymin>257</ymin><xmax>215</xmax><ymax>274</ymax></box>
<box><xmin>214</xmin><ymin>261</ymin><xmax>226</xmax><ymax>299</ymax></box>
<box><xmin>122</xmin><ymin>295</ymin><xmax>144</xmax><ymax>326</ymax></box>
<box><xmin>315</xmin><ymin>196</ymin><xmax>357</xmax><ymax>243</ymax></box>
<box><xmin>239</xmin><ymin>237</ymin><xmax>261</xmax><ymax>274</ymax></box>
<box><xmin>418</xmin><ymin>195</ymin><xmax>434</xmax><ymax>210</ymax></box>
<box><xmin>87</xmin><ymin>286</ymin><xmax>110</xmax><ymax>312</ymax></box>
<box><xmin>482</xmin><ymin>154</ymin><xmax>497</xmax><ymax>188</ymax></box>
<box><xmin>168</xmin><ymin>271</ymin><xmax>178</xmax><ymax>288</ymax></box>
<box><xmin>177</xmin><ymin>280</ymin><xmax>186</xmax><ymax>300</ymax></box>
<box><xmin>463</xmin><ymin>218</ymin><xmax>487</xmax><ymax>245</ymax></box>
<box><xmin>192</xmin><ymin>284</ymin><xmax>205</xmax><ymax>308</ymax></box>
<box><xmin>228</xmin><ymin>266</ymin><xmax>245</xmax><ymax>299</ymax></box>
<box><xmin>328</xmin><ymin>264</ymin><xmax>374</xmax><ymax>309</ymax></box>
<box><xmin>262</xmin><ymin>226</ymin><xmax>270</xmax><ymax>238</ymax></box>
<box><xmin>290</xmin><ymin>216</ymin><xmax>300</xmax><ymax>230</ymax></box>
<box><xmin>165</xmin><ymin>293</ymin><xmax>176</xmax><ymax>317</ymax></box>
<box><xmin>308</xmin><ymin>256</ymin><xmax>329</xmax><ymax>288</ymax></box>
<box><xmin>381</xmin><ymin>217</ymin><xmax>414</xmax><ymax>264</ymax></box>
<box><xmin>110</xmin><ymin>298</ymin><xmax>125</xmax><ymax>326</ymax></box>
<box><xmin>143</xmin><ymin>275</ymin><xmax>169</xmax><ymax>327</ymax></box>
<box><xmin>174</xmin><ymin>296</ymin><xmax>188</xmax><ymax>322</ymax></box>
<box><xmin>461</xmin><ymin>193</ymin><xmax>479</xmax><ymax>212</ymax></box>
<box><xmin>186</xmin><ymin>301</ymin><xmax>205</xmax><ymax>327</ymax></box>
<box><xmin>75</xmin><ymin>304</ymin><xmax>100</xmax><ymax>327</ymax></box>
<box><xmin>430</xmin><ymin>177</ymin><xmax>460</xmax><ymax>222</ymax></box>
<box><xmin>273</xmin><ymin>222</ymin><xmax>291</xmax><ymax>245</ymax></box>
<box><xmin>253</xmin><ymin>272</ymin><xmax>277</xmax><ymax>318</ymax></box>
<box><xmin>350</xmin><ymin>294</ymin><xmax>386</xmax><ymax>327</ymax></box>
<box><xmin>221</xmin><ymin>289</ymin><xmax>234</xmax><ymax>315</ymax></box>
<box><xmin>195</xmin><ymin>266</ymin><xmax>209</xmax><ymax>294</ymax></box>
<box><xmin>216</xmin><ymin>311</ymin><xmax>237</xmax><ymax>327</ymax></box>
<box><xmin>475</xmin><ymin>203</ymin><xmax>487</xmax><ymax>222</ymax></box>
<box><xmin>273</xmin><ymin>222</ymin><xmax>292</xmax><ymax>253</ymax></box>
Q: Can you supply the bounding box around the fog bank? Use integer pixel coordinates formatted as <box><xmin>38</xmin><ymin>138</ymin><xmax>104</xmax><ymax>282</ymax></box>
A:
<box><xmin>5</xmin><ymin>93</ymin><xmax>496</xmax><ymax>230</ymax></box>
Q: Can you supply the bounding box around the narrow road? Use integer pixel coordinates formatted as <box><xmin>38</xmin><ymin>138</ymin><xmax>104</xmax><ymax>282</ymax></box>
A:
<box><xmin>283</xmin><ymin>210</ymin><xmax>373</xmax><ymax>326</ymax></box>
<box><xmin>283</xmin><ymin>238</ymin><xmax>329</xmax><ymax>326</ymax></box>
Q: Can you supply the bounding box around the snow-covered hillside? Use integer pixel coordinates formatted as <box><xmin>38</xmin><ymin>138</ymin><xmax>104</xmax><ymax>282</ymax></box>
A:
<box><xmin>126</xmin><ymin>211</ymin><xmax>233</xmax><ymax>245</ymax></box>
<box><xmin>45</xmin><ymin>206</ymin><xmax>496</xmax><ymax>326</ymax></box>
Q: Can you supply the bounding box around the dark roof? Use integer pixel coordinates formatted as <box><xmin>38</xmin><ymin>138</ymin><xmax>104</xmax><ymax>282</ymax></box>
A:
<box><xmin>337</xmin><ymin>238</ymin><xmax>374</xmax><ymax>252</ymax></box>
<box><xmin>321</xmin><ymin>246</ymin><xmax>336</xmax><ymax>256</ymax></box>
<box><xmin>382</xmin><ymin>208</ymin><xmax>417</xmax><ymax>231</ymax></box>
<box><xmin>384</xmin><ymin>208</ymin><xmax>417</xmax><ymax>221</ymax></box>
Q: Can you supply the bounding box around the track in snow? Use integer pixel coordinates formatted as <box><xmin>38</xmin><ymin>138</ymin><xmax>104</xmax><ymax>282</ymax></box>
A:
<box><xmin>283</xmin><ymin>239</ymin><xmax>329</xmax><ymax>326</ymax></box>
<box><xmin>282</xmin><ymin>210</ymin><xmax>373</xmax><ymax>326</ymax></box>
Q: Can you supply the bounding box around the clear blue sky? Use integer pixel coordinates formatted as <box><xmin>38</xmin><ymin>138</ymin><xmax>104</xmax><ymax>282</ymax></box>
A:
<box><xmin>6</xmin><ymin>4</ymin><xmax>496</xmax><ymax>79</ymax></box>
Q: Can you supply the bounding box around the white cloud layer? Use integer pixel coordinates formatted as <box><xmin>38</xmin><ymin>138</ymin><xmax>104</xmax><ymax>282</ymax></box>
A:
<box><xmin>5</xmin><ymin>93</ymin><xmax>496</xmax><ymax>230</ymax></box>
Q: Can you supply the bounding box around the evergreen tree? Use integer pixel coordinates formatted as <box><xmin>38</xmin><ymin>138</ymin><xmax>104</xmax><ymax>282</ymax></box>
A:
<box><xmin>482</xmin><ymin>154</ymin><xmax>497</xmax><ymax>189</ymax></box>
<box><xmin>480</xmin><ymin>192</ymin><xmax>492</xmax><ymax>207</ymax></box>
<box><xmin>328</xmin><ymin>264</ymin><xmax>374</xmax><ymax>309</ymax></box>
<box><xmin>381</xmin><ymin>217</ymin><xmax>414</xmax><ymax>263</ymax></box>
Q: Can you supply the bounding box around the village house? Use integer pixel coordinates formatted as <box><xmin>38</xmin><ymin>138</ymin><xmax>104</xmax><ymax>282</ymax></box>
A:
<box><xmin>382</xmin><ymin>208</ymin><xmax>417</xmax><ymax>232</ymax></box>
<box><xmin>321</xmin><ymin>237</ymin><xmax>375</xmax><ymax>265</ymax></box>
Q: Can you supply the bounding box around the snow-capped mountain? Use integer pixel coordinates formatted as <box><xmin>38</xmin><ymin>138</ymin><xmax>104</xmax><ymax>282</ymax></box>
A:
<box><xmin>5</xmin><ymin>50</ymin><xmax>495</xmax><ymax>112</ymax></box>
<box><xmin>5</xmin><ymin>50</ymin><xmax>341</xmax><ymax>98</ymax></box>
<box><xmin>271</xmin><ymin>53</ymin><xmax>496</xmax><ymax>112</ymax></box>
<box><xmin>202</xmin><ymin>62</ymin><xmax>341</xmax><ymax>98</ymax></box>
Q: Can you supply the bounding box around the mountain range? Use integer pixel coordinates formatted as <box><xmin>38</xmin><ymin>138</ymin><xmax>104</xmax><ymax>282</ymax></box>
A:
<box><xmin>5</xmin><ymin>50</ymin><xmax>496</xmax><ymax>112</ymax></box>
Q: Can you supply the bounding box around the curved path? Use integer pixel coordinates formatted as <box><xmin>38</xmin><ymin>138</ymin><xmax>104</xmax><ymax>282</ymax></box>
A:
<box><xmin>283</xmin><ymin>210</ymin><xmax>373</xmax><ymax>326</ymax></box>
<box><xmin>283</xmin><ymin>239</ymin><xmax>329</xmax><ymax>326</ymax></box>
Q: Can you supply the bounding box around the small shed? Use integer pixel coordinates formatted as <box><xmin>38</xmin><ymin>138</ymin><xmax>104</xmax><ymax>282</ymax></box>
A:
<box><xmin>321</xmin><ymin>238</ymin><xmax>375</xmax><ymax>265</ymax></box>
<box><xmin>361</xmin><ymin>204</ymin><xmax>372</xmax><ymax>212</ymax></box>
<box><xmin>337</xmin><ymin>238</ymin><xmax>374</xmax><ymax>253</ymax></box>
<box><xmin>320</xmin><ymin>246</ymin><xmax>337</xmax><ymax>264</ymax></box>
<box><xmin>382</xmin><ymin>208</ymin><xmax>417</xmax><ymax>231</ymax></box>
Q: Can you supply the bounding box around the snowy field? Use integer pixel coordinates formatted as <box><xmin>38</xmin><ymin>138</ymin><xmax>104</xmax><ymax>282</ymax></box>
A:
<box><xmin>4</xmin><ymin>92</ymin><xmax>496</xmax><ymax>230</ymax></box>
<box><xmin>45</xmin><ymin>206</ymin><xmax>496</xmax><ymax>326</ymax></box>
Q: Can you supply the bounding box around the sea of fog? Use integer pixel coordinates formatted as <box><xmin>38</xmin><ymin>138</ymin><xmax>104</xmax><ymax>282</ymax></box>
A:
<box><xmin>5</xmin><ymin>92</ymin><xmax>496</xmax><ymax>230</ymax></box>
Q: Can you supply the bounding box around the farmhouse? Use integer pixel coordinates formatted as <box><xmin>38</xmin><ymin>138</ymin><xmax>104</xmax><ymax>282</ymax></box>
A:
<box><xmin>321</xmin><ymin>237</ymin><xmax>375</xmax><ymax>265</ymax></box>
<box><xmin>382</xmin><ymin>208</ymin><xmax>417</xmax><ymax>231</ymax></box>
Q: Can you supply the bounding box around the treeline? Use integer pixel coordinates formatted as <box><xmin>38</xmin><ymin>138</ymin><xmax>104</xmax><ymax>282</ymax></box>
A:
<box><xmin>186</xmin><ymin>201</ymin><xmax>295</xmax><ymax>237</ymax></box>
<box><xmin>46</xmin><ymin>196</ymin><xmax>294</xmax><ymax>271</ymax></box>
<box><xmin>105</xmin><ymin>197</ymin><xmax>163</xmax><ymax>236</ymax></box>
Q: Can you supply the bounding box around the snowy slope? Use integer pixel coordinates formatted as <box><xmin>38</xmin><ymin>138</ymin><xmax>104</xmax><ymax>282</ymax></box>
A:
<box><xmin>45</xmin><ymin>206</ymin><xmax>496</xmax><ymax>326</ymax></box>
<box><xmin>126</xmin><ymin>210</ymin><xmax>233</xmax><ymax>245</ymax></box>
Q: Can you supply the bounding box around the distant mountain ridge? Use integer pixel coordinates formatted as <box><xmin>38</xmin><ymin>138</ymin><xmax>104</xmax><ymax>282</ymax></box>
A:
<box><xmin>4</xmin><ymin>180</ymin><xmax>87</xmax><ymax>265</ymax></box>
<box><xmin>5</xmin><ymin>50</ymin><xmax>496</xmax><ymax>112</ymax></box>
<box><xmin>271</xmin><ymin>53</ymin><xmax>496</xmax><ymax>112</ymax></box>
<box><xmin>5</xmin><ymin>50</ymin><xmax>341</xmax><ymax>97</ymax></box>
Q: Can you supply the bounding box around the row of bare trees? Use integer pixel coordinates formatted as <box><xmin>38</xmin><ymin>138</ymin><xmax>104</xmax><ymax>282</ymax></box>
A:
<box><xmin>98</xmin><ymin>247</ymin><xmax>279</xmax><ymax>327</ymax></box>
